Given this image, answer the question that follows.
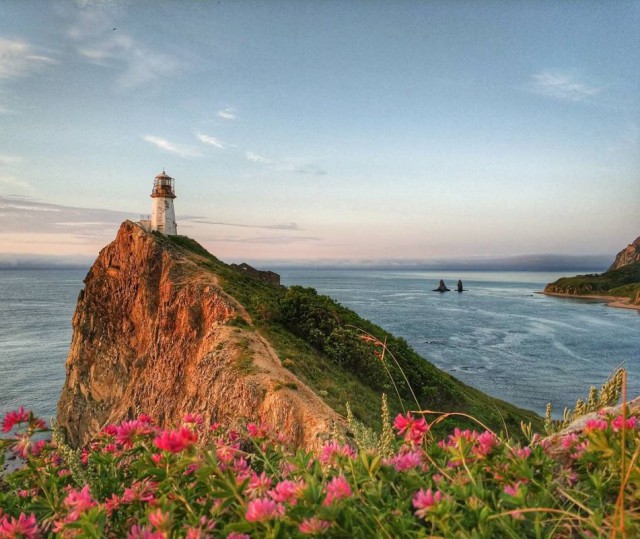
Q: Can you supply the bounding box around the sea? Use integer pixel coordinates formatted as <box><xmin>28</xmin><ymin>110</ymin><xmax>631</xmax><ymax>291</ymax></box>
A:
<box><xmin>1</xmin><ymin>268</ymin><xmax>639</xmax><ymax>422</ymax></box>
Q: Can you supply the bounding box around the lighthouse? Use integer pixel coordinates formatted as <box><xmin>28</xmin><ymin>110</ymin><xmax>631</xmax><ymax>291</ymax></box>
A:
<box><xmin>150</xmin><ymin>170</ymin><xmax>178</xmax><ymax>235</ymax></box>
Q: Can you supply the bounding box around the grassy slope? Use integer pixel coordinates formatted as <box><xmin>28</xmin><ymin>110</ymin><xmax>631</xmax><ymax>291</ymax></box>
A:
<box><xmin>544</xmin><ymin>262</ymin><xmax>640</xmax><ymax>303</ymax></box>
<box><xmin>164</xmin><ymin>234</ymin><xmax>541</xmax><ymax>435</ymax></box>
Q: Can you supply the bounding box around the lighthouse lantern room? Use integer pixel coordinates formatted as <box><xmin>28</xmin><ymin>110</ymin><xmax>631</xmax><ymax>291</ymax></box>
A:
<box><xmin>150</xmin><ymin>170</ymin><xmax>178</xmax><ymax>235</ymax></box>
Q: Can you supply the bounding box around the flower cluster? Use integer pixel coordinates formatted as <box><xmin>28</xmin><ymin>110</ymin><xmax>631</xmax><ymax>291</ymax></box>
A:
<box><xmin>0</xmin><ymin>406</ymin><xmax>638</xmax><ymax>538</ymax></box>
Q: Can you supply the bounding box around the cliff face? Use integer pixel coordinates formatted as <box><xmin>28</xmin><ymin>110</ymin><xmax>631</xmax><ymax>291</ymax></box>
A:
<box><xmin>57</xmin><ymin>221</ymin><xmax>342</xmax><ymax>449</ymax></box>
<box><xmin>609</xmin><ymin>236</ymin><xmax>640</xmax><ymax>271</ymax></box>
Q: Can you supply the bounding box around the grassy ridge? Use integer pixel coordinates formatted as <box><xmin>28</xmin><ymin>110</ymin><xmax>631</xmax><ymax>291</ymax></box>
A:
<box><xmin>166</xmin><ymin>234</ymin><xmax>541</xmax><ymax>434</ymax></box>
<box><xmin>544</xmin><ymin>262</ymin><xmax>640</xmax><ymax>303</ymax></box>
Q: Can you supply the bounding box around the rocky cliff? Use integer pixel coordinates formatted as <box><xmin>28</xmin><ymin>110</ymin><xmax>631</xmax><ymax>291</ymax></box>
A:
<box><xmin>608</xmin><ymin>236</ymin><xmax>640</xmax><ymax>271</ymax></box>
<box><xmin>57</xmin><ymin>221</ymin><xmax>342</xmax><ymax>449</ymax></box>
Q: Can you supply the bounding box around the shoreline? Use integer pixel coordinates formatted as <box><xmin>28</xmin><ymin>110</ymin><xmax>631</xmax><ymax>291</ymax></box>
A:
<box><xmin>541</xmin><ymin>291</ymin><xmax>640</xmax><ymax>311</ymax></box>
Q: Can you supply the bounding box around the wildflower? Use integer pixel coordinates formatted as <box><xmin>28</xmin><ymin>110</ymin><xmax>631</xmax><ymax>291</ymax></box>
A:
<box><xmin>183</xmin><ymin>413</ymin><xmax>204</xmax><ymax>426</ymax></box>
<box><xmin>127</xmin><ymin>524</ymin><xmax>165</xmax><ymax>539</ymax></box>
<box><xmin>323</xmin><ymin>475</ymin><xmax>352</xmax><ymax>506</ymax></box>
<box><xmin>393</xmin><ymin>413</ymin><xmax>429</xmax><ymax>445</ymax></box>
<box><xmin>64</xmin><ymin>485</ymin><xmax>97</xmax><ymax>521</ymax></box>
<box><xmin>584</xmin><ymin>418</ymin><xmax>607</xmax><ymax>432</ymax></box>
<box><xmin>611</xmin><ymin>414</ymin><xmax>637</xmax><ymax>432</ymax></box>
<box><xmin>503</xmin><ymin>482</ymin><xmax>522</xmax><ymax>497</ymax></box>
<box><xmin>299</xmin><ymin>517</ymin><xmax>332</xmax><ymax>535</ymax></box>
<box><xmin>387</xmin><ymin>450</ymin><xmax>423</xmax><ymax>472</ymax></box>
<box><xmin>512</xmin><ymin>446</ymin><xmax>532</xmax><ymax>460</ymax></box>
<box><xmin>245</xmin><ymin>498</ymin><xmax>285</xmax><ymax>523</ymax></box>
<box><xmin>0</xmin><ymin>512</ymin><xmax>39</xmax><ymax>539</ymax></box>
<box><xmin>148</xmin><ymin>509</ymin><xmax>171</xmax><ymax>531</ymax></box>
<box><xmin>319</xmin><ymin>441</ymin><xmax>356</xmax><ymax>465</ymax></box>
<box><xmin>268</xmin><ymin>479</ymin><xmax>305</xmax><ymax>504</ymax></box>
<box><xmin>122</xmin><ymin>480</ymin><xmax>158</xmax><ymax>504</ymax></box>
<box><xmin>246</xmin><ymin>423</ymin><xmax>269</xmax><ymax>438</ymax></box>
<box><xmin>226</xmin><ymin>534</ymin><xmax>250</xmax><ymax>539</ymax></box>
<box><xmin>246</xmin><ymin>472</ymin><xmax>272</xmax><ymax>498</ymax></box>
<box><xmin>475</xmin><ymin>431</ymin><xmax>498</xmax><ymax>457</ymax></box>
<box><xmin>104</xmin><ymin>494</ymin><xmax>121</xmax><ymax>515</ymax></box>
<box><xmin>412</xmin><ymin>488</ymin><xmax>442</xmax><ymax>519</ymax></box>
<box><xmin>1</xmin><ymin>407</ymin><xmax>30</xmax><ymax>432</ymax></box>
<box><xmin>116</xmin><ymin>420</ymin><xmax>155</xmax><ymax>448</ymax></box>
<box><xmin>154</xmin><ymin>427</ymin><xmax>197</xmax><ymax>453</ymax></box>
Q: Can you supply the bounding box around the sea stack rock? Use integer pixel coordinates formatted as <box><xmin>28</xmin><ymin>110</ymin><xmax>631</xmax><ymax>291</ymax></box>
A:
<box><xmin>433</xmin><ymin>279</ymin><xmax>450</xmax><ymax>292</ymax></box>
<box><xmin>608</xmin><ymin>236</ymin><xmax>640</xmax><ymax>271</ymax></box>
<box><xmin>57</xmin><ymin>221</ymin><xmax>342</xmax><ymax>449</ymax></box>
<box><xmin>457</xmin><ymin>280</ymin><xmax>464</xmax><ymax>292</ymax></box>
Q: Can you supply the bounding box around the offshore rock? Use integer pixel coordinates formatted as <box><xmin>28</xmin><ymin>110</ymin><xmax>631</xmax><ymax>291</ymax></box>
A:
<box><xmin>57</xmin><ymin>221</ymin><xmax>342</xmax><ymax>450</ymax></box>
<box><xmin>433</xmin><ymin>279</ymin><xmax>450</xmax><ymax>292</ymax></box>
<box><xmin>608</xmin><ymin>236</ymin><xmax>640</xmax><ymax>271</ymax></box>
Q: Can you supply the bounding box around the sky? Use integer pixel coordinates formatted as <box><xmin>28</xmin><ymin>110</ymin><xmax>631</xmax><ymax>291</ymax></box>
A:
<box><xmin>0</xmin><ymin>1</ymin><xmax>638</xmax><ymax>266</ymax></box>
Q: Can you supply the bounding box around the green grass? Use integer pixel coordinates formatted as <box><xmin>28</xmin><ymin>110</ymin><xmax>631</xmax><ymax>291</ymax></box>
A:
<box><xmin>166</xmin><ymin>234</ymin><xmax>542</xmax><ymax>435</ymax></box>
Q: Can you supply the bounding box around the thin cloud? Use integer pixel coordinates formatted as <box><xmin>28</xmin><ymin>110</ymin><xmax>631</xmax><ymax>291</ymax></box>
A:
<box><xmin>188</xmin><ymin>219</ymin><xmax>300</xmax><ymax>231</ymax></box>
<box><xmin>530</xmin><ymin>71</ymin><xmax>603</xmax><ymax>103</ymax></box>
<box><xmin>0</xmin><ymin>37</ymin><xmax>57</xmax><ymax>79</ymax></box>
<box><xmin>0</xmin><ymin>176</ymin><xmax>33</xmax><ymax>190</ymax></box>
<box><xmin>68</xmin><ymin>7</ymin><xmax>182</xmax><ymax>88</ymax></box>
<box><xmin>0</xmin><ymin>196</ymin><xmax>137</xmax><ymax>238</ymax></box>
<box><xmin>0</xmin><ymin>155</ymin><xmax>22</xmax><ymax>166</ymax></box>
<box><xmin>197</xmin><ymin>133</ymin><xmax>225</xmax><ymax>149</ymax></box>
<box><xmin>216</xmin><ymin>235</ymin><xmax>320</xmax><ymax>245</ymax></box>
<box><xmin>218</xmin><ymin>107</ymin><xmax>236</xmax><ymax>120</ymax></box>
<box><xmin>144</xmin><ymin>136</ymin><xmax>201</xmax><ymax>158</ymax></box>
<box><xmin>246</xmin><ymin>152</ymin><xmax>270</xmax><ymax>164</ymax></box>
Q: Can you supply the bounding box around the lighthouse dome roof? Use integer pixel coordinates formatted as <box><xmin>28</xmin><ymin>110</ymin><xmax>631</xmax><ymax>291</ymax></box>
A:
<box><xmin>155</xmin><ymin>170</ymin><xmax>173</xmax><ymax>180</ymax></box>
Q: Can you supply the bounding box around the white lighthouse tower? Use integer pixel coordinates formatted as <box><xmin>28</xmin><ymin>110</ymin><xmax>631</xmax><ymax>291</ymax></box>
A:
<box><xmin>150</xmin><ymin>170</ymin><xmax>178</xmax><ymax>235</ymax></box>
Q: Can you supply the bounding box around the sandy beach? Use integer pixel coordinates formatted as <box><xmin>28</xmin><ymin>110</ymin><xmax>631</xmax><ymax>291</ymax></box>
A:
<box><xmin>542</xmin><ymin>291</ymin><xmax>640</xmax><ymax>311</ymax></box>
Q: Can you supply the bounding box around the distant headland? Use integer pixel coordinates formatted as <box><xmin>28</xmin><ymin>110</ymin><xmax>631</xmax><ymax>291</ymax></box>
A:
<box><xmin>543</xmin><ymin>236</ymin><xmax>640</xmax><ymax>311</ymax></box>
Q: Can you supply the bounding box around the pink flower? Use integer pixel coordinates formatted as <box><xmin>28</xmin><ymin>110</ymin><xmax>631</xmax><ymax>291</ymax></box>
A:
<box><xmin>127</xmin><ymin>524</ymin><xmax>165</xmax><ymax>539</ymax></box>
<box><xmin>64</xmin><ymin>485</ymin><xmax>97</xmax><ymax>521</ymax></box>
<box><xmin>323</xmin><ymin>475</ymin><xmax>352</xmax><ymax>506</ymax></box>
<box><xmin>226</xmin><ymin>534</ymin><xmax>250</xmax><ymax>539</ymax></box>
<box><xmin>115</xmin><ymin>420</ymin><xmax>155</xmax><ymax>448</ymax></box>
<box><xmin>299</xmin><ymin>517</ymin><xmax>332</xmax><ymax>535</ymax></box>
<box><xmin>245</xmin><ymin>498</ymin><xmax>284</xmax><ymax>523</ymax></box>
<box><xmin>412</xmin><ymin>488</ymin><xmax>442</xmax><ymax>518</ymax></box>
<box><xmin>183</xmin><ymin>413</ymin><xmax>204</xmax><ymax>426</ymax></box>
<box><xmin>0</xmin><ymin>512</ymin><xmax>39</xmax><ymax>539</ymax></box>
<box><xmin>122</xmin><ymin>479</ymin><xmax>158</xmax><ymax>504</ymax></box>
<box><xmin>268</xmin><ymin>480</ymin><xmax>305</xmax><ymax>504</ymax></box>
<box><xmin>246</xmin><ymin>472</ymin><xmax>272</xmax><ymax>498</ymax></box>
<box><xmin>612</xmin><ymin>415</ymin><xmax>637</xmax><ymax>432</ymax></box>
<box><xmin>154</xmin><ymin>427</ymin><xmax>197</xmax><ymax>453</ymax></box>
<box><xmin>584</xmin><ymin>418</ymin><xmax>608</xmax><ymax>432</ymax></box>
<box><xmin>1</xmin><ymin>407</ymin><xmax>30</xmax><ymax>432</ymax></box>
<box><xmin>512</xmin><ymin>446</ymin><xmax>532</xmax><ymax>460</ymax></box>
<box><xmin>387</xmin><ymin>450</ymin><xmax>423</xmax><ymax>472</ymax></box>
<box><xmin>148</xmin><ymin>509</ymin><xmax>171</xmax><ymax>531</ymax></box>
<box><xmin>394</xmin><ymin>413</ymin><xmax>429</xmax><ymax>445</ymax></box>
<box><xmin>319</xmin><ymin>441</ymin><xmax>356</xmax><ymax>465</ymax></box>
<box><xmin>247</xmin><ymin>423</ymin><xmax>269</xmax><ymax>439</ymax></box>
<box><xmin>475</xmin><ymin>431</ymin><xmax>498</xmax><ymax>457</ymax></box>
<box><xmin>503</xmin><ymin>482</ymin><xmax>522</xmax><ymax>497</ymax></box>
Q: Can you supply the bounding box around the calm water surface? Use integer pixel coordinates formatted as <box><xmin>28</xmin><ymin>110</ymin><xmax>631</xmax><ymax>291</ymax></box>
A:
<box><xmin>276</xmin><ymin>269</ymin><xmax>640</xmax><ymax>416</ymax></box>
<box><xmin>1</xmin><ymin>268</ymin><xmax>638</xmax><ymax>420</ymax></box>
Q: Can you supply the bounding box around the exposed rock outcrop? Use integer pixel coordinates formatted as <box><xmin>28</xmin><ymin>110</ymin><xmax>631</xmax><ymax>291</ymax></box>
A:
<box><xmin>608</xmin><ymin>236</ymin><xmax>640</xmax><ymax>271</ymax></box>
<box><xmin>57</xmin><ymin>221</ymin><xmax>342</xmax><ymax>450</ymax></box>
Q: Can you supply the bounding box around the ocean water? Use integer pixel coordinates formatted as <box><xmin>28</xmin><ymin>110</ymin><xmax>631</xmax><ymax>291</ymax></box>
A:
<box><xmin>1</xmin><ymin>268</ymin><xmax>638</xmax><ymax>422</ymax></box>
<box><xmin>276</xmin><ymin>269</ymin><xmax>640</xmax><ymax>416</ymax></box>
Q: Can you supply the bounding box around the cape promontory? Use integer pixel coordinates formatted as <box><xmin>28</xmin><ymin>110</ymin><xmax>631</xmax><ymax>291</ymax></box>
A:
<box><xmin>57</xmin><ymin>221</ymin><xmax>342</xmax><ymax>449</ymax></box>
<box><xmin>57</xmin><ymin>221</ymin><xmax>539</xmax><ymax>449</ymax></box>
<box><xmin>544</xmin><ymin>236</ymin><xmax>640</xmax><ymax>309</ymax></box>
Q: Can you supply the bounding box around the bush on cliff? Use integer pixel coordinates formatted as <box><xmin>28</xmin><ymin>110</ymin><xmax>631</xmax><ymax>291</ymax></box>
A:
<box><xmin>1</xmin><ymin>405</ymin><xmax>639</xmax><ymax>538</ymax></box>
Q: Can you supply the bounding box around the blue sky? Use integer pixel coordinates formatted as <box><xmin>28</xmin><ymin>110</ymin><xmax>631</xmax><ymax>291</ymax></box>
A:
<box><xmin>0</xmin><ymin>1</ymin><xmax>638</xmax><ymax>264</ymax></box>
